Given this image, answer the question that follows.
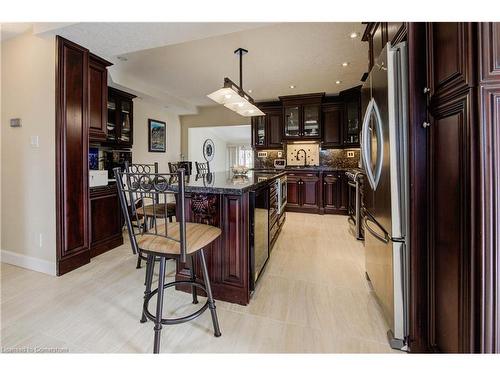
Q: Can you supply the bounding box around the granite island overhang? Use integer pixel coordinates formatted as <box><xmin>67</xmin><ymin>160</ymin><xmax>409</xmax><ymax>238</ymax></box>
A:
<box><xmin>172</xmin><ymin>170</ymin><xmax>286</xmax><ymax>305</ymax></box>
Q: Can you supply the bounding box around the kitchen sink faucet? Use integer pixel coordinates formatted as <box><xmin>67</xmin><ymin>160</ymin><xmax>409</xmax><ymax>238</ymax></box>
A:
<box><xmin>296</xmin><ymin>149</ymin><xmax>308</xmax><ymax>167</ymax></box>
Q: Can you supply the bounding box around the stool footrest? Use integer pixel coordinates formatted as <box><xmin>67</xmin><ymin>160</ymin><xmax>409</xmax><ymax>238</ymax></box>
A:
<box><xmin>143</xmin><ymin>280</ymin><xmax>209</xmax><ymax>325</ymax></box>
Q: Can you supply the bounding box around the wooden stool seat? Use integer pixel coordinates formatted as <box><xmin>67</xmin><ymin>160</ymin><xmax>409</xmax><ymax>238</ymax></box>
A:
<box><xmin>137</xmin><ymin>223</ymin><xmax>221</xmax><ymax>256</ymax></box>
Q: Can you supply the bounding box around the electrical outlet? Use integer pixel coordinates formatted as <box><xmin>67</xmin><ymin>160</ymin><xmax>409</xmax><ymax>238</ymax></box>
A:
<box><xmin>347</xmin><ymin>151</ymin><xmax>355</xmax><ymax>158</ymax></box>
<box><xmin>277</xmin><ymin>151</ymin><xmax>283</xmax><ymax>158</ymax></box>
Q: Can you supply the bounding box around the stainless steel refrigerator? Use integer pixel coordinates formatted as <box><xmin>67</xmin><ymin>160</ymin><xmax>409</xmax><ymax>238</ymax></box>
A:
<box><xmin>361</xmin><ymin>42</ymin><xmax>409</xmax><ymax>350</ymax></box>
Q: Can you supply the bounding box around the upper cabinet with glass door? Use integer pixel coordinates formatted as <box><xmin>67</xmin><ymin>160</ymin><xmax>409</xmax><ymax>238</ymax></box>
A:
<box><xmin>107</xmin><ymin>87</ymin><xmax>136</xmax><ymax>148</ymax></box>
<box><xmin>280</xmin><ymin>93</ymin><xmax>324</xmax><ymax>140</ymax></box>
<box><xmin>251</xmin><ymin>103</ymin><xmax>283</xmax><ymax>149</ymax></box>
<box><xmin>339</xmin><ymin>86</ymin><xmax>361</xmax><ymax>147</ymax></box>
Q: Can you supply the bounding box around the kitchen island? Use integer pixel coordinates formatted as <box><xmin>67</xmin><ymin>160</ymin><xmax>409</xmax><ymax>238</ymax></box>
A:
<box><xmin>174</xmin><ymin>170</ymin><xmax>285</xmax><ymax>305</ymax></box>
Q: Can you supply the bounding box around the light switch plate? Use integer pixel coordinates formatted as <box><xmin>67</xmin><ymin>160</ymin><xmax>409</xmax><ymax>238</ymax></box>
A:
<box><xmin>257</xmin><ymin>151</ymin><xmax>267</xmax><ymax>158</ymax></box>
<box><xmin>277</xmin><ymin>151</ymin><xmax>283</xmax><ymax>158</ymax></box>
<box><xmin>347</xmin><ymin>151</ymin><xmax>355</xmax><ymax>158</ymax></box>
<box><xmin>30</xmin><ymin>136</ymin><xmax>39</xmax><ymax>148</ymax></box>
<box><xmin>10</xmin><ymin>118</ymin><xmax>21</xmax><ymax>127</ymax></box>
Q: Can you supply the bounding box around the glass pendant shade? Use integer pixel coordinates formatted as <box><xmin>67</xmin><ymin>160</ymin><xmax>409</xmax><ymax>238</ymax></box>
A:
<box><xmin>207</xmin><ymin>85</ymin><xmax>264</xmax><ymax>117</ymax></box>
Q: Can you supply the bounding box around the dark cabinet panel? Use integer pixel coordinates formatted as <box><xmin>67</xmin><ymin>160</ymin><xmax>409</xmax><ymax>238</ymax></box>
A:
<box><xmin>89</xmin><ymin>185</ymin><xmax>123</xmax><ymax>257</ymax></box>
<box><xmin>88</xmin><ymin>54</ymin><xmax>112</xmax><ymax>142</ymax></box>
<box><xmin>322</xmin><ymin>174</ymin><xmax>340</xmax><ymax>209</ymax></box>
<box><xmin>426</xmin><ymin>23</ymin><xmax>475</xmax><ymax>353</ymax></box>
<box><xmin>372</xmin><ymin>23</ymin><xmax>385</xmax><ymax>64</ymax></box>
<box><xmin>286</xmin><ymin>172</ymin><xmax>320</xmax><ymax>213</ymax></box>
<box><xmin>363</xmin><ymin>22</ymin><xmax>408</xmax><ymax>71</ymax></box>
<box><xmin>322</xmin><ymin>103</ymin><xmax>343</xmax><ymax>148</ymax></box>
<box><xmin>387</xmin><ymin>22</ymin><xmax>406</xmax><ymax>45</ymax></box>
<box><xmin>429</xmin><ymin>95</ymin><xmax>472</xmax><ymax>353</ymax></box>
<box><xmin>56</xmin><ymin>36</ymin><xmax>90</xmax><ymax>274</ymax></box>
<box><xmin>175</xmin><ymin>193</ymin><xmax>250</xmax><ymax>305</ymax></box>
<box><xmin>479</xmin><ymin>22</ymin><xmax>500</xmax><ymax>83</ymax></box>
<box><xmin>301</xmin><ymin>175</ymin><xmax>320</xmax><ymax>208</ymax></box>
<box><xmin>322</xmin><ymin>172</ymin><xmax>348</xmax><ymax>214</ymax></box>
<box><xmin>286</xmin><ymin>175</ymin><xmax>301</xmax><ymax>208</ymax></box>
<box><xmin>267</xmin><ymin>109</ymin><xmax>283</xmax><ymax>148</ymax></box>
<box><xmin>251</xmin><ymin>105</ymin><xmax>282</xmax><ymax>149</ymax></box>
<box><xmin>427</xmin><ymin>23</ymin><xmax>474</xmax><ymax>100</ymax></box>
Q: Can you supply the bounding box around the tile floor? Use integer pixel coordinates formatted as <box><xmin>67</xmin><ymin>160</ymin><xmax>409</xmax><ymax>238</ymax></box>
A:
<box><xmin>1</xmin><ymin>213</ymin><xmax>398</xmax><ymax>353</ymax></box>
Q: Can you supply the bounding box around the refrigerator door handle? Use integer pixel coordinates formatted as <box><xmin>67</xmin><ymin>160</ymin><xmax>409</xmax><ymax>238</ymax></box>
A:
<box><xmin>364</xmin><ymin>215</ymin><xmax>389</xmax><ymax>243</ymax></box>
<box><xmin>361</xmin><ymin>97</ymin><xmax>384</xmax><ymax>190</ymax></box>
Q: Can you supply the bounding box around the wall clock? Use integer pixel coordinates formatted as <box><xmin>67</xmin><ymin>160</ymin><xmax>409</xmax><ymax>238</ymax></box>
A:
<box><xmin>203</xmin><ymin>139</ymin><xmax>215</xmax><ymax>162</ymax></box>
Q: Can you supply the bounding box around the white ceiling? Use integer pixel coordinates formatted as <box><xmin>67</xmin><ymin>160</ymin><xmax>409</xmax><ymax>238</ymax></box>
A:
<box><xmin>114</xmin><ymin>22</ymin><xmax>367</xmax><ymax>112</ymax></box>
<box><xmin>2</xmin><ymin>22</ymin><xmax>368</xmax><ymax>115</ymax></box>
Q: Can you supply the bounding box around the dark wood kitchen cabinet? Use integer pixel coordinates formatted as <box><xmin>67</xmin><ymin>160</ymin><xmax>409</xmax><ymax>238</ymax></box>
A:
<box><xmin>56</xmin><ymin>35</ymin><xmax>116</xmax><ymax>275</ymax></box>
<box><xmin>426</xmin><ymin>22</ymin><xmax>476</xmax><ymax>354</ymax></box>
<box><xmin>89</xmin><ymin>184</ymin><xmax>123</xmax><ymax>258</ymax></box>
<box><xmin>322</xmin><ymin>171</ymin><xmax>348</xmax><ymax>214</ymax></box>
<box><xmin>280</xmin><ymin>93</ymin><xmax>324</xmax><ymax>140</ymax></box>
<box><xmin>321</xmin><ymin>103</ymin><xmax>344</xmax><ymax>148</ymax></box>
<box><xmin>286</xmin><ymin>172</ymin><xmax>320</xmax><ymax>213</ymax></box>
<box><xmin>285</xmin><ymin>174</ymin><xmax>301</xmax><ymax>208</ymax></box>
<box><xmin>106</xmin><ymin>87</ymin><xmax>136</xmax><ymax>147</ymax></box>
<box><xmin>56</xmin><ymin>36</ymin><xmax>91</xmax><ymax>275</ymax></box>
<box><xmin>88</xmin><ymin>53</ymin><xmax>112</xmax><ymax>142</ymax></box>
<box><xmin>362</xmin><ymin>23</ymin><xmax>407</xmax><ymax>70</ymax></box>
<box><xmin>175</xmin><ymin>193</ymin><xmax>250</xmax><ymax>305</ymax></box>
<box><xmin>252</xmin><ymin>104</ymin><xmax>283</xmax><ymax>149</ymax></box>
<box><xmin>340</xmin><ymin>86</ymin><xmax>362</xmax><ymax>147</ymax></box>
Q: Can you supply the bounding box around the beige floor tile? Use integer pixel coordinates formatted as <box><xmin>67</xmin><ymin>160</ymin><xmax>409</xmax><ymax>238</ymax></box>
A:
<box><xmin>1</xmin><ymin>212</ymin><xmax>398</xmax><ymax>353</ymax></box>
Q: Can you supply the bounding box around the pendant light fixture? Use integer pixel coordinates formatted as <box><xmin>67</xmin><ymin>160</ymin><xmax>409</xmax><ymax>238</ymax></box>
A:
<box><xmin>207</xmin><ymin>48</ymin><xmax>264</xmax><ymax>117</ymax></box>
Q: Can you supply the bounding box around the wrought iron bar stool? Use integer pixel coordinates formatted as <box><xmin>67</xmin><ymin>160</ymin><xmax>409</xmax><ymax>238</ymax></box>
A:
<box><xmin>124</xmin><ymin>161</ymin><xmax>176</xmax><ymax>269</ymax></box>
<box><xmin>195</xmin><ymin>161</ymin><xmax>210</xmax><ymax>175</ymax></box>
<box><xmin>114</xmin><ymin>167</ymin><xmax>222</xmax><ymax>353</ymax></box>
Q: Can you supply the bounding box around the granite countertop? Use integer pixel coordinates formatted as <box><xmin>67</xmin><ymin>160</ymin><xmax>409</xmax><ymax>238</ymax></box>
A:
<box><xmin>171</xmin><ymin>170</ymin><xmax>286</xmax><ymax>195</ymax></box>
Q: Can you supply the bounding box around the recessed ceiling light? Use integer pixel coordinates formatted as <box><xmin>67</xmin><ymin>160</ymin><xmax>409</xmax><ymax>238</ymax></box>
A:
<box><xmin>117</xmin><ymin>56</ymin><xmax>128</xmax><ymax>61</ymax></box>
<box><xmin>290</xmin><ymin>85</ymin><xmax>295</xmax><ymax>89</ymax></box>
<box><xmin>342</xmin><ymin>62</ymin><xmax>349</xmax><ymax>67</ymax></box>
<box><xmin>350</xmin><ymin>32</ymin><xmax>358</xmax><ymax>39</ymax></box>
<box><xmin>248</xmin><ymin>89</ymin><xmax>253</xmax><ymax>93</ymax></box>
<box><xmin>335</xmin><ymin>80</ymin><xmax>342</xmax><ymax>85</ymax></box>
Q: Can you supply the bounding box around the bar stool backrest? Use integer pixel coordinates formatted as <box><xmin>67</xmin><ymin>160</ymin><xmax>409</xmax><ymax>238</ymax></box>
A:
<box><xmin>195</xmin><ymin>161</ymin><xmax>210</xmax><ymax>175</ymax></box>
<box><xmin>114</xmin><ymin>167</ymin><xmax>188</xmax><ymax>263</ymax></box>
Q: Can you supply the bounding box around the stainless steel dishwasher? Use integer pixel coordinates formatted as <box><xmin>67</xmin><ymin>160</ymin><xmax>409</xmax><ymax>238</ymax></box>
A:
<box><xmin>249</xmin><ymin>185</ymin><xmax>269</xmax><ymax>291</ymax></box>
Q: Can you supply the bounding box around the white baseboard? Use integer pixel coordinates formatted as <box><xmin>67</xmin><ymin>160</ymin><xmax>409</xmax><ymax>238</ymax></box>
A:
<box><xmin>0</xmin><ymin>249</ymin><xmax>56</xmax><ymax>276</ymax></box>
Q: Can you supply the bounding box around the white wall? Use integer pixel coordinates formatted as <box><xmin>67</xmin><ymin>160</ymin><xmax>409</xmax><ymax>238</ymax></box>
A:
<box><xmin>188</xmin><ymin>128</ymin><xmax>228</xmax><ymax>173</ymax></box>
<box><xmin>1</xmin><ymin>32</ymin><xmax>56</xmax><ymax>274</ymax></box>
<box><xmin>131</xmin><ymin>99</ymin><xmax>181</xmax><ymax>173</ymax></box>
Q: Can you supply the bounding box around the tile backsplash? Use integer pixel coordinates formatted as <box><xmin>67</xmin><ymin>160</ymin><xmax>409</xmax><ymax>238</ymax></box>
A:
<box><xmin>319</xmin><ymin>148</ymin><xmax>360</xmax><ymax>169</ymax></box>
<box><xmin>254</xmin><ymin>142</ymin><xmax>360</xmax><ymax>169</ymax></box>
<box><xmin>286</xmin><ymin>143</ymin><xmax>320</xmax><ymax>166</ymax></box>
<box><xmin>254</xmin><ymin>149</ymin><xmax>283</xmax><ymax>169</ymax></box>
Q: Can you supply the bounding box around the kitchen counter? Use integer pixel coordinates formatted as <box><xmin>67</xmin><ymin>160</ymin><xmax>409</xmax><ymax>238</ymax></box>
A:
<box><xmin>174</xmin><ymin>170</ymin><xmax>283</xmax><ymax>305</ymax></box>
<box><xmin>172</xmin><ymin>170</ymin><xmax>286</xmax><ymax>195</ymax></box>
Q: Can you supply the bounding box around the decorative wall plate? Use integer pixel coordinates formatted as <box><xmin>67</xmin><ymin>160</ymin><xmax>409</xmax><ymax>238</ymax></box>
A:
<box><xmin>203</xmin><ymin>139</ymin><xmax>215</xmax><ymax>162</ymax></box>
